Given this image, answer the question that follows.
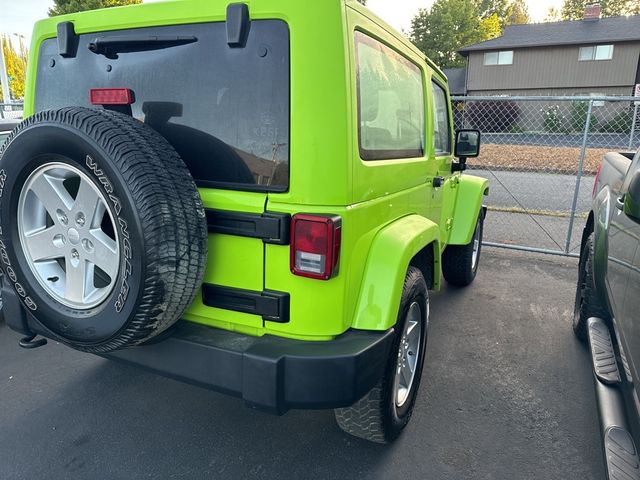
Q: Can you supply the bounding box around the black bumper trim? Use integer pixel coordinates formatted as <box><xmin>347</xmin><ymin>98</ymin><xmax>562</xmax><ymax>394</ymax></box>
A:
<box><xmin>202</xmin><ymin>284</ymin><xmax>290</xmax><ymax>323</ymax></box>
<box><xmin>104</xmin><ymin>321</ymin><xmax>394</xmax><ymax>414</ymax></box>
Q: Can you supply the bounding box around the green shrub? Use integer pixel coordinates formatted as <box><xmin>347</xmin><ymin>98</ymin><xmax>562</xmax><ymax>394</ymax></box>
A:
<box><xmin>541</xmin><ymin>105</ymin><xmax>566</xmax><ymax>133</ymax></box>
<box><xmin>599</xmin><ymin>109</ymin><xmax>635</xmax><ymax>134</ymax></box>
<box><xmin>570</xmin><ymin>101</ymin><xmax>599</xmax><ymax>133</ymax></box>
<box><xmin>465</xmin><ymin>100</ymin><xmax>521</xmax><ymax>133</ymax></box>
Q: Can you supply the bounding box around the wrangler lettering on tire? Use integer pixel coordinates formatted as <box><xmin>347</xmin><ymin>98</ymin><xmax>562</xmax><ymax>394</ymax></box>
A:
<box><xmin>0</xmin><ymin>107</ymin><xmax>208</xmax><ymax>353</ymax></box>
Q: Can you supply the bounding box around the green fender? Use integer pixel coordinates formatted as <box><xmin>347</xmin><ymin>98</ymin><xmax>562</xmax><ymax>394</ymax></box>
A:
<box><xmin>352</xmin><ymin>215</ymin><xmax>441</xmax><ymax>331</ymax></box>
<box><xmin>448</xmin><ymin>174</ymin><xmax>489</xmax><ymax>245</ymax></box>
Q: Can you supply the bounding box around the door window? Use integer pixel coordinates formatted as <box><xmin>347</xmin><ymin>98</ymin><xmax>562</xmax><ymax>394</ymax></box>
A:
<box><xmin>355</xmin><ymin>31</ymin><xmax>425</xmax><ymax>160</ymax></box>
<box><xmin>432</xmin><ymin>81</ymin><xmax>451</xmax><ymax>155</ymax></box>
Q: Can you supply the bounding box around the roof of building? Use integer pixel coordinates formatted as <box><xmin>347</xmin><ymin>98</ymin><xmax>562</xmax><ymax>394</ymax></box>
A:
<box><xmin>443</xmin><ymin>68</ymin><xmax>467</xmax><ymax>95</ymax></box>
<box><xmin>459</xmin><ymin>15</ymin><xmax>640</xmax><ymax>55</ymax></box>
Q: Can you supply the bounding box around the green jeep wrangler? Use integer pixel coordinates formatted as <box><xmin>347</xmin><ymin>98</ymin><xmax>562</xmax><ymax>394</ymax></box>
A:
<box><xmin>0</xmin><ymin>0</ymin><xmax>488</xmax><ymax>443</ymax></box>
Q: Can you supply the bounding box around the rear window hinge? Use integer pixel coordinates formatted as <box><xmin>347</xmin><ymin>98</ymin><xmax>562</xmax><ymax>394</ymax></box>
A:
<box><xmin>57</xmin><ymin>21</ymin><xmax>79</xmax><ymax>58</ymax></box>
<box><xmin>226</xmin><ymin>3</ymin><xmax>251</xmax><ymax>48</ymax></box>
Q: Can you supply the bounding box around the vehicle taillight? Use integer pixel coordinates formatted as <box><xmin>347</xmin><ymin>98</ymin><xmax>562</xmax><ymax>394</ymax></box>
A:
<box><xmin>593</xmin><ymin>162</ymin><xmax>603</xmax><ymax>198</ymax></box>
<box><xmin>290</xmin><ymin>214</ymin><xmax>341</xmax><ymax>280</ymax></box>
<box><xmin>90</xmin><ymin>88</ymin><xmax>134</xmax><ymax>105</ymax></box>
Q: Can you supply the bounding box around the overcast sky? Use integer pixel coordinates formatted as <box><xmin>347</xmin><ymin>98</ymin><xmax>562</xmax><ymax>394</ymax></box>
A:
<box><xmin>1</xmin><ymin>0</ymin><xmax>564</xmax><ymax>47</ymax></box>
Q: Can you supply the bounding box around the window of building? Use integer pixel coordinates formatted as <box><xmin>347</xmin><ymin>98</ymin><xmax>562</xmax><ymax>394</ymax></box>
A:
<box><xmin>355</xmin><ymin>31</ymin><xmax>425</xmax><ymax>160</ymax></box>
<box><xmin>432</xmin><ymin>81</ymin><xmax>451</xmax><ymax>155</ymax></box>
<box><xmin>579</xmin><ymin>45</ymin><xmax>614</xmax><ymax>61</ymax></box>
<box><xmin>483</xmin><ymin>50</ymin><xmax>513</xmax><ymax>66</ymax></box>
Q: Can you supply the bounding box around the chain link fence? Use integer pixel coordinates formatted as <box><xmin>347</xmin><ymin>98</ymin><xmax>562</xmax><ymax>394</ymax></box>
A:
<box><xmin>3</xmin><ymin>98</ymin><xmax>640</xmax><ymax>257</ymax></box>
<box><xmin>452</xmin><ymin>95</ymin><xmax>640</xmax><ymax>257</ymax></box>
<box><xmin>0</xmin><ymin>103</ymin><xmax>24</xmax><ymax>120</ymax></box>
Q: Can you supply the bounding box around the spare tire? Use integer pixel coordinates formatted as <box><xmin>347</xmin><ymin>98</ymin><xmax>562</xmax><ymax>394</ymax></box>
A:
<box><xmin>0</xmin><ymin>107</ymin><xmax>207</xmax><ymax>353</ymax></box>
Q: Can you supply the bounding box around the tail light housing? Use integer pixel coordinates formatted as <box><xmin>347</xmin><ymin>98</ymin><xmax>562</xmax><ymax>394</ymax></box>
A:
<box><xmin>90</xmin><ymin>88</ymin><xmax>134</xmax><ymax>105</ymax></box>
<box><xmin>290</xmin><ymin>214</ymin><xmax>342</xmax><ymax>280</ymax></box>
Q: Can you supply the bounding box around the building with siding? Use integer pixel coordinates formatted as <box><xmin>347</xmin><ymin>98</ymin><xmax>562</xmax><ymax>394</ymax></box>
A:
<box><xmin>458</xmin><ymin>10</ymin><xmax>640</xmax><ymax>97</ymax></box>
<box><xmin>443</xmin><ymin>68</ymin><xmax>467</xmax><ymax>95</ymax></box>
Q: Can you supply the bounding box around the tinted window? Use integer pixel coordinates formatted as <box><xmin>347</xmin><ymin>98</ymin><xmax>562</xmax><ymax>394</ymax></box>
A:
<box><xmin>432</xmin><ymin>81</ymin><xmax>451</xmax><ymax>155</ymax></box>
<box><xmin>355</xmin><ymin>32</ymin><xmax>424</xmax><ymax>160</ymax></box>
<box><xmin>35</xmin><ymin>21</ymin><xmax>290</xmax><ymax>192</ymax></box>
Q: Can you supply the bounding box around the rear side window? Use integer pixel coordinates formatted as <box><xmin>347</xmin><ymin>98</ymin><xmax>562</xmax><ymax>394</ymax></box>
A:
<box><xmin>35</xmin><ymin>20</ymin><xmax>290</xmax><ymax>192</ymax></box>
<box><xmin>355</xmin><ymin>32</ymin><xmax>425</xmax><ymax>160</ymax></box>
<box><xmin>432</xmin><ymin>81</ymin><xmax>451</xmax><ymax>155</ymax></box>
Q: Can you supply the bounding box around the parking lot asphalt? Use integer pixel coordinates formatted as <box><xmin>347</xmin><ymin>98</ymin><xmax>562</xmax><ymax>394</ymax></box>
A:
<box><xmin>0</xmin><ymin>248</ymin><xmax>604</xmax><ymax>480</ymax></box>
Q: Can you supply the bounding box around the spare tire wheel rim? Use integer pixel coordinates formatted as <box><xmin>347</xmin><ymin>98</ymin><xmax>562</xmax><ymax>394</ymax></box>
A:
<box><xmin>17</xmin><ymin>162</ymin><xmax>120</xmax><ymax>310</ymax></box>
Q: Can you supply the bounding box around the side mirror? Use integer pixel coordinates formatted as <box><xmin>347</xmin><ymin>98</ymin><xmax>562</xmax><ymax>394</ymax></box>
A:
<box><xmin>624</xmin><ymin>170</ymin><xmax>640</xmax><ymax>221</ymax></box>
<box><xmin>454</xmin><ymin>129</ymin><xmax>481</xmax><ymax>159</ymax></box>
<box><xmin>452</xmin><ymin>129</ymin><xmax>481</xmax><ymax>173</ymax></box>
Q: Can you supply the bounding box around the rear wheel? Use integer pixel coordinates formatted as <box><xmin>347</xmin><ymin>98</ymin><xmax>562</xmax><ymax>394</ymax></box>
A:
<box><xmin>335</xmin><ymin>266</ymin><xmax>429</xmax><ymax>443</ymax></box>
<box><xmin>574</xmin><ymin>232</ymin><xmax>610</xmax><ymax>342</ymax></box>
<box><xmin>442</xmin><ymin>211</ymin><xmax>484</xmax><ymax>287</ymax></box>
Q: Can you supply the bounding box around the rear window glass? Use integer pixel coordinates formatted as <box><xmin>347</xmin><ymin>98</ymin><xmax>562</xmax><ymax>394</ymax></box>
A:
<box><xmin>35</xmin><ymin>20</ymin><xmax>290</xmax><ymax>192</ymax></box>
<box><xmin>355</xmin><ymin>31</ymin><xmax>425</xmax><ymax>161</ymax></box>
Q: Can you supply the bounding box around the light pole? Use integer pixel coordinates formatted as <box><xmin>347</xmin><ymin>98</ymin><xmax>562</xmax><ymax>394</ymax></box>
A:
<box><xmin>0</xmin><ymin>34</ymin><xmax>11</xmax><ymax>104</ymax></box>
<box><xmin>0</xmin><ymin>33</ymin><xmax>26</xmax><ymax>105</ymax></box>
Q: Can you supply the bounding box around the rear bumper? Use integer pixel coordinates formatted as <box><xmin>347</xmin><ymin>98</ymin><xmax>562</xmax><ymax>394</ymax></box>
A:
<box><xmin>104</xmin><ymin>321</ymin><xmax>395</xmax><ymax>414</ymax></box>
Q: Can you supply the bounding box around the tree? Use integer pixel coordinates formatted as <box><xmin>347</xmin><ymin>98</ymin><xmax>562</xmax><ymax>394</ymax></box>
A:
<box><xmin>545</xmin><ymin>6</ymin><xmax>561</xmax><ymax>22</ymax></box>
<box><xmin>476</xmin><ymin>0</ymin><xmax>510</xmax><ymax>19</ymax></box>
<box><xmin>505</xmin><ymin>0</ymin><xmax>530</xmax><ymax>25</ymax></box>
<box><xmin>479</xmin><ymin>14</ymin><xmax>502</xmax><ymax>38</ymax></box>
<box><xmin>410</xmin><ymin>0</ymin><xmax>501</xmax><ymax>69</ymax></box>
<box><xmin>560</xmin><ymin>0</ymin><xmax>640</xmax><ymax>20</ymax></box>
<box><xmin>0</xmin><ymin>37</ymin><xmax>28</xmax><ymax>102</ymax></box>
<box><xmin>600</xmin><ymin>0</ymin><xmax>640</xmax><ymax>16</ymax></box>
<box><xmin>476</xmin><ymin>0</ymin><xmax>529</xmax><ymax>27</ymax></box>
<box><xmin>49</xmin><ymin>0</ymin><xmax>141</xmax><ymax>16</ymax></box>
<box><xmin>560</xmin><ymin>0</ymin><xmax>585</xmax><ymax>19</ymax></box>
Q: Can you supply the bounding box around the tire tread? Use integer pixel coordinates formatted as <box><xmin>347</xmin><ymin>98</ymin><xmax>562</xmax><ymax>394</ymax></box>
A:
<box><xmin>3</xmin><ymin>107</ymin><xmax>207</xmax><ymax>353</ymax></box>
<box><xmin>574</xmin><ymin>233</ymin><xmax>610</xmax><ymax>342</ymax></box>
<box><xmin>442</xmin><ymin>213</ymin><xmax>483</xmax><ymax>287</ymax></box>
<box><xmin>335</xmin><ymin>266</ymin><xmax>428</xmax><ymax>443</ymax></box>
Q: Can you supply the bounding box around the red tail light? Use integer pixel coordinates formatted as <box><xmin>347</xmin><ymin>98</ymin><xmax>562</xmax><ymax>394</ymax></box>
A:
<box><xmin>90</xmin><ymin>88</ymin><xmax>134</xmax><ymax>105</ymax></box>
<box><xmin>290</xmin><ymin>214</ymin><xmax>342</xmax><ymax>280</ymax></box>
<box><xmin>593</xmin><ymin>162</ymin><xmax>603</xmax><ymax>198</ymax></box>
